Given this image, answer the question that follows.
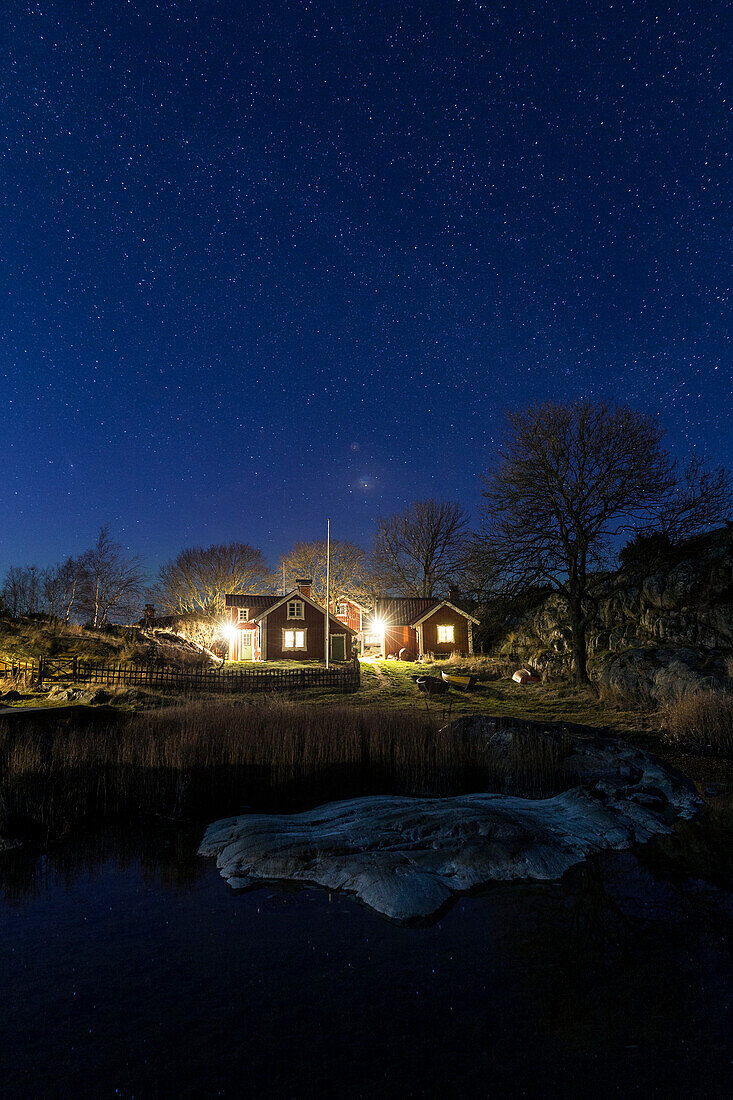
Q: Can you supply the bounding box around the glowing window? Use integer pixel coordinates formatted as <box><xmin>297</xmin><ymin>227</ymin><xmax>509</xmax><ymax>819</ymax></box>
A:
<box><xmin>283</xmin><ymin>629</ymin><xmax>306</xmax><ymax>650</ymax></box>
<box><xmin>287</xmin><ymin>600</ymin><xmax>305</xmax><ymax>619</ymax></box>
<box><xmin>336</xmin><ymin>602</ymin><xmax>348</xmax><ymax>616</ymax></box>
<box><xmin>437</xmin><ymin>625</ymin><xmax>454</xmax><ymax>643</ymax></box>
<box><xmin>237</xmin><ymin>608</ymin><xmax>249</xmax><ymax>623</ymax></box>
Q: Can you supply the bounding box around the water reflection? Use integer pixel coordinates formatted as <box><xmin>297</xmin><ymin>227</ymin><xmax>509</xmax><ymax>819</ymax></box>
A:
<box><xmin>0</xmin><ymin>823</ymin><xmax>206</xmax><ymax>903</ymax></box>
<box><xmin>1</xmin><ymin>828</ymin><xmax>730</xmax><ymax>1099</ymax></box>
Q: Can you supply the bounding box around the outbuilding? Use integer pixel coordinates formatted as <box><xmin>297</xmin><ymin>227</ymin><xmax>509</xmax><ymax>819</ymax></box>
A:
<box><xmin>366</xmin><ymin>596</ymin><xmax>479</xmax><ymax>660</ymax></box>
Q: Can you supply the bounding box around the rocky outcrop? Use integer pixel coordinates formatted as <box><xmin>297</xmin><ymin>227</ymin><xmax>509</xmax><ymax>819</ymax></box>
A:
<box><xmin>598</xmin><ymin>646</ymin><xmax>728</xmax><ymax>704</ymax></box>
<box><xmin>199</xmin><ymin>725</ymin><xmax>701</xmax><ymax>922</ymax></box>
<box><xmin>498</xmin><ymin>527</ymin><xmax>733</xmax><ymax>675</ymax></box>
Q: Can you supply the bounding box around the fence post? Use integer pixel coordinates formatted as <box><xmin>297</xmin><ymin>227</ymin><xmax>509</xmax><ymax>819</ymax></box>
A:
<box><xmin>37</xmin><ymin>657</ymin><xmax>44</xmax><ymax>687</ymax></box>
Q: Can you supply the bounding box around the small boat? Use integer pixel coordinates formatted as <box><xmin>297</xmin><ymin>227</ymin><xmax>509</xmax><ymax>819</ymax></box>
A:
<box><xmin>441</xmin><ymin>671</ymin><xmax>476</xmax><ymax>691</ymax></box>
<box><xmin>512</xmin><ymin>668</ymin><xmax>541</xmax><ymax>684</ymax></box>
<box><xmin>415</xmin><ymin>676</ymin><xmax>449</xmax><ymax>695</ymax></box>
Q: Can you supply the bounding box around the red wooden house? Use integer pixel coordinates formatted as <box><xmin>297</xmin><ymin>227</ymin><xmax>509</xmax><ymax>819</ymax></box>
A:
<box><xmin>365</xmin><ymin>595</ymin><xmax>479</xmax><ymax>659</ymax></box>
<box><xmin>225</xmin><ymin>579</ymin><xmax>358</xmax><ymax>662</ymax></box>
<box><xmin>332</xmin><ymin>596</ymin><xmax>368</xmax><ymax>637</ymax></box>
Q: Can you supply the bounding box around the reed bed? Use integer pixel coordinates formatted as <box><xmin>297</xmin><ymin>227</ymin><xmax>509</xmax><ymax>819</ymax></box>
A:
<box><xmin>662</xmin><ymin>691</ymin><xmax>733</xmax><ymax>756</ymax></box>
<box><xmin>0</xmin><ymin>700</ymin><xmax>574</xmax><ymax>839</ymax></box>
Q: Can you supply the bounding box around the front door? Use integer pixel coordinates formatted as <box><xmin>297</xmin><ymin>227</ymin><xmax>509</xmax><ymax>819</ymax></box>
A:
<box><xmin>330</xmin><ymin>634</ymin><xmax>346</xmax><ymax>661</ymax></box>
<box><xmin>240</xmin><ymin>630</ymin><xmax>254</xmax><ymax>661</ymax></box>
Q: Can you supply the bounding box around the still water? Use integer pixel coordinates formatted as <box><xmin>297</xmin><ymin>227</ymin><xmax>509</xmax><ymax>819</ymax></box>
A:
<box><xmin>1</xmin><ymin>826</ymin><xmax>730</xmax><ymax>1098</ymax></box>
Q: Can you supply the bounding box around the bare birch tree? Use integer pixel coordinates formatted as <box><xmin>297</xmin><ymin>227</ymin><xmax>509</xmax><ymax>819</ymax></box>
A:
<box><xmin>78</xmin><ymin>525</ymin><xmax>146</xmax><ymax>626</ymax></box>
<box><xmin>43</xmin><ymin>556</ymin><xmax>89</xmax><ymax>621</ymax></box>
<box><xmin>478</xmin><ymin>401</ymin><xmax>731</xmax><ymax>683</ymax></box>
<box><xmin>371</xmin><ymin>499</ymin><xmax>470</xmax><ymax>598</ymax></box>
<box><xmin>157</xmin><ymin>543</ymin><xmax>272</xmax><ymax>617</ymax></box>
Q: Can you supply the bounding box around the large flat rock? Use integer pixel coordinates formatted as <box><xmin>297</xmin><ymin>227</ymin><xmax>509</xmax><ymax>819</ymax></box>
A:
<box><xmin>199</xmin><ymin>727</ymin><xmax>701</xmax><ymax>922</ymax></box>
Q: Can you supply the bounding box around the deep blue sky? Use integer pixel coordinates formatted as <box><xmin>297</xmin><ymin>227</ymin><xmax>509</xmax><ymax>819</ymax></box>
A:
<box><xmin>1</xmin><ymin>1</ymin><xmax>730</xmax><ymax>579</ymax></box>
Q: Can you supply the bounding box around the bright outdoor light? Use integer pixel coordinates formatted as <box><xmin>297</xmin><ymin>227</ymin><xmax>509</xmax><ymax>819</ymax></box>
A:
<box><xmin>223</xmin><ymin>624</ymin><xmax>237</xmax><ymax>641</ymax></box>
<box><xmin>372</xmin><ymin>618</ymin><xmax>386</xmax><ymax>633</ymax></box>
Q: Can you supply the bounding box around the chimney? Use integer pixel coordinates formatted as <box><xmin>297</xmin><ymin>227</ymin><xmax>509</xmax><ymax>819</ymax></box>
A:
<box><xmin>144</xmin><ymin>603</ymin><xmax>156</xmax><ymax>626</ymax></box>
<box><xmin>448</xmin><ymin>586</ymin><xmax>460</xmax><ymax>605</ymax></box>
<box><xmin>296</xmin><ymin>578</ymin><xmax>312</xmax><ymax>598</ymax></box>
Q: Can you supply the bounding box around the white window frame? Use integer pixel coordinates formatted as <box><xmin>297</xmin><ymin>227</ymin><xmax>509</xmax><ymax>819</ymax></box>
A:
<box><xmin>283</xmin><ymin>627</ymin><xmax>307</xmax><ymax>651</ymax></box>
<box><xmin>287</xmin><ymin>599</ymin><xmax>305</xmax><ymax>620</ymax></box>
<box><xmin>237</xmin><ymin>607</ymin><xmax>249</xmax><ymax>623</ymax></box>
<box><xmin>436</xmin><ymin>624</ymin><xmax>454</xmax><ymax>644</ymax></box>
<box><xmin>336</xmin><ymin>602</ymin><xmax>348</xmax><ymax>617</ymax></box>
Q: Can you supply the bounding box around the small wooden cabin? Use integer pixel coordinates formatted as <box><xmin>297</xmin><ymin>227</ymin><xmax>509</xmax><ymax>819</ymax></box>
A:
<box><xmin>366</xmin><ymin>596</ymin><xmax>479</xmax><ymax>660</ymax></box>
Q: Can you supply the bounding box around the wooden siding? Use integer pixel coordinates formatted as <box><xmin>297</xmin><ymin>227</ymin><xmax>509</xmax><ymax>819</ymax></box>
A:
<box><xmin>419</xmin><ymin>606</ymin><xmax>470</xmax><ymax>655</ymax></box>
<box><xmin>229</xmin><ymin>601</ymin><xmax>354</xmax><ymax>662</ymax></box>
<box><xmin>264</xmin><ymin>601</ymin><xmax>354</xmax><ymax>662</ymax></box>
<box><xmin>228</xmin><ymin>607</ymin><xmax>262</xmax><ymax>661</ymax></box>
<box><xmin>383</xmin><ymin>625</ymin><xmax>417</xmax><ymax>658</ymax></box>
<box><xmin>334</xmin><ymin>599</ymin><xmax>362</xmax><ymax>634</ymax></box>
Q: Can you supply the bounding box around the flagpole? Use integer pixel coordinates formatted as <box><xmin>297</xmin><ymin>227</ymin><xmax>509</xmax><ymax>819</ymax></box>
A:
<box><xmin>325</xmin><ymin>517</ymin><xmax>331</xmax><ymax>668</ymax></box>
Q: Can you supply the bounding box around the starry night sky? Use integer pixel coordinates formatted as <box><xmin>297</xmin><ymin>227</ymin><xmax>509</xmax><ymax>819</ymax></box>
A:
<box><xmin>1</xmin><ymin>1</ymin><xmax>730</xmax><ymax>578</ymax></box>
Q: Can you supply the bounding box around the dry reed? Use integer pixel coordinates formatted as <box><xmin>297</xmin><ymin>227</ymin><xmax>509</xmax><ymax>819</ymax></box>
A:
<box><xmin>0</xmin><ymin>700</ymin><xmax>574</xmax><ymax>839</ymax></box>
<box><xmin>662</xmin><ymin>691</ymin><xmax>733</xmax><ymax>756</ymax></box>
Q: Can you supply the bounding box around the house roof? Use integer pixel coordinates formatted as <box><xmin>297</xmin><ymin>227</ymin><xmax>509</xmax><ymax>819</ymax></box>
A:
<box><xmin>225</xmin><ymin>594</ymin><xmax>280</xmax><ymax>615</ymax></box>
<box><xmin>225</xmin><ymin>590</ymin><xmax>358</xmax><ymax>634</ymax></box>
<box><xmin>372</xmin><ymin>597</ymin><xmax>479</xmax><ymax>627</ymax></box>
<box><xmin>372</xmin><ymin>597</ymin><xmax>440</xmax><ymax>627</ymax></box>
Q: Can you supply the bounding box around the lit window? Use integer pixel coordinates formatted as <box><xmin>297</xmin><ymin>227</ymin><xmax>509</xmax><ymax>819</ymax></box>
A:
<box><xmin>364</xmin><ymin>633</ymin><xmax>380</xmax><ymax>645</ymax></box>
<box><xmin>336</xmin><ymin>602</ymin><xmax>348</xmax><ymax>616</ymax></box>
<box><xmin>287</xmin><ymin>599</ymin><xmax>305</xmax><ymax>619</ymax></box>
<box><xmin>237</xmin><ymin>608</ymin><xmax>249</xmax><ymax>623</ymax></box>
<box><xmin>437</xmin><ymin>625</ymin><xmax>454</xmax><ymax>643</ymax></box>
<box><xmin>283</xmin><ymin>629</ymin><xmax>306</xmax><ymax>650</ymax></box>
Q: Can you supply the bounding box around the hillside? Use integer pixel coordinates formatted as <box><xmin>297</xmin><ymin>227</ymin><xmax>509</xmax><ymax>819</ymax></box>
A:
<box><xmin>0</xmin><ymin>617</ymin><xmax>218</xmax><ymax>667</ymax></box>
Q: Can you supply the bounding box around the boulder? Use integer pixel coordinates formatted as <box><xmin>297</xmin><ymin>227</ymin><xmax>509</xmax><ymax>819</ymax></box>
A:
<box><xmin>199</xmin><ymin>727</ymin><xmax>701</xmax><ymax>922</ymax></box>
<box><xmin>598</xmin><ymin>646</ymin><xmax>726</xmax><ymax>704</ymax></box>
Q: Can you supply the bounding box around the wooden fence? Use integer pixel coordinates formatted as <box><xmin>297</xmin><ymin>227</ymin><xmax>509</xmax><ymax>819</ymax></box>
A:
<box><xmin>0</xmin><ymin>656</ymin><xmax>361</xmax><ymax>695</ymax></box>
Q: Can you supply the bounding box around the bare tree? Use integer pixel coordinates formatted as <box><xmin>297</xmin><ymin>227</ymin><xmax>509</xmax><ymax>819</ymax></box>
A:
<box><xmin>78</xmin><ymin>525</ymin><xmax>146</xmax><ymax>626</ymax></box>
<box><xmin>43</xmin><ymin>556</ymin><xmax>89</xmax><ymax>622</ymax></box>
<box><xmin>1</xmin><ymin>565</ymin><xmax>45</xmax><ymax>617</ymax></box>
<box><xmin>371</xmin><ymin>499</ymin><xmax>470</xmax><ymax>598</ymax></box>
<box><xmin>156</xmin><ymin>543</ymin><xmax>271</xmax><ymax>618</ymax></box>
<box><xmin>478</xmin><ymin>401</ymin><xmax>732</xmax><ymax>683</ymax></box>
<box><xmin>278</xmin><ymin>540</ymin><xmax>371</xmax><ymax>607</ymax></box>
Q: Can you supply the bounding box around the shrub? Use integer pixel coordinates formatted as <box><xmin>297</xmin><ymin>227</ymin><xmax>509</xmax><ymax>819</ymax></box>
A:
<box><xmin>663</xmin><ymin>691</ymin><xmax>733</xmax><ymax>756</ymax></box>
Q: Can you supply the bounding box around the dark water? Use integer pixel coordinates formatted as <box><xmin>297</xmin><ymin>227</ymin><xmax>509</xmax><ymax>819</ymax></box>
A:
<box><xmin>1</xmin><ymin>827</ymin><xmax>731</xmax><ymax>1099</ymax></box>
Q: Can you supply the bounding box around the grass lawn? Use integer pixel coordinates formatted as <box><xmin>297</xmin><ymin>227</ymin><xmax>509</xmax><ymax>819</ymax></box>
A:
<box><xmin>2</xmin><ymin>657</ymin><xmax>651</xmax><ymax>731</ymax></box>
<box><xmin>353</xmin><ymin>658</ymin><xmax>650</xmax><ymax>732</ymax></box>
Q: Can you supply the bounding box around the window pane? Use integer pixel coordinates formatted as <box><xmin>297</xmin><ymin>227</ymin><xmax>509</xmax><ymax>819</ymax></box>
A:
<box><xmin>296</xmin><ymin>631</ymin><xmax>305</xmax><ymax>648</ymax></box>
